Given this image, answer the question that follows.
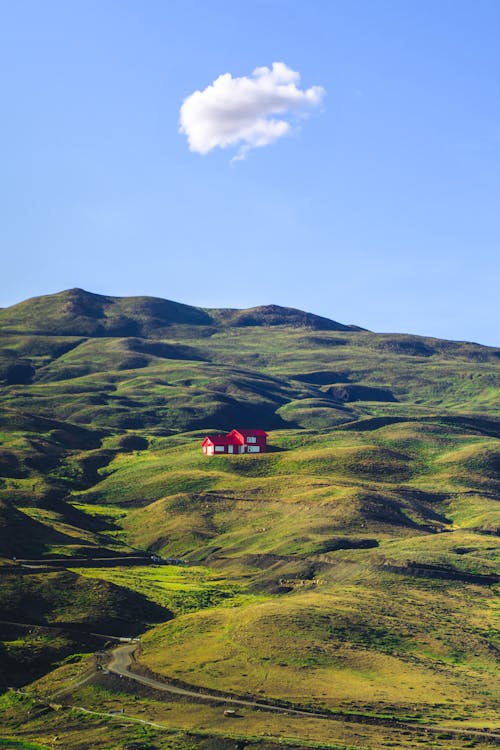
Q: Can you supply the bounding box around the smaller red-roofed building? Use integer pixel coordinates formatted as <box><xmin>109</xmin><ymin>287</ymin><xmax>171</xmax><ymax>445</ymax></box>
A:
<box><xmin>201</xmin><ymin>434</ymin><xmax>238</xmax><ymax>456</ymax></box>
<box><xmin>201</xmin><ymin>429</ymin><xmax>268</xmax><ymax>455</ymax></box>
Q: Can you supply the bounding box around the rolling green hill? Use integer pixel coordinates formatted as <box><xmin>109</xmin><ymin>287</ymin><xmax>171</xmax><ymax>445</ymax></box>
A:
<box><xmin>0</xmin><ymin>289</ymin><xmax>498</xmax><ymax>750</ymax></box>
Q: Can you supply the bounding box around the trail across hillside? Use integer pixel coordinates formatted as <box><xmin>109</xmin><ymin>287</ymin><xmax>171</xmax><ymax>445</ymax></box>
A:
<box><xmin>2</xmin><ymin>555</ymin><xmax>180</xmax><ymax>572</ymax></box>
<box><xmin>0</xmin><ymin>619</ymin><xmax>136</xmax><ymax>642</ymax></box>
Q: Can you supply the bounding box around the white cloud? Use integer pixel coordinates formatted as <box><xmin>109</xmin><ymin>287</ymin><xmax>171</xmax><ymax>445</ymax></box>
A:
<box><xmin>179</xmin><ymin>62</ymin><xmax>325</xmax><ymax>160</ymax></box>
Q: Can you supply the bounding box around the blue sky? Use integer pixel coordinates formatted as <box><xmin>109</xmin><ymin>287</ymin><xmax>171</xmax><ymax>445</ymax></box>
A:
<box><xmin>1</xmin><ymin>0</ymin><xmax>499</xmax><ymax>345</ymax></box>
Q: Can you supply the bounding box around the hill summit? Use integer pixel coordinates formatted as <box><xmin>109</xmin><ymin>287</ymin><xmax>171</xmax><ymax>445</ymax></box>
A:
<box><xmin>0</xmin><ymin>288</ymin><xmax>362</xmax><ymax>337</ymax></box>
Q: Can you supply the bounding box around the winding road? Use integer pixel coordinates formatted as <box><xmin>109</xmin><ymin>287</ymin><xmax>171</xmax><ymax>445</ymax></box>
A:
<box><xmin>106</xmin><ymin>642</ymin><xmax>500</xmax><ymax>743</ymax></box>
<box><xmin>108</xmin><ymin>642</ymin><xmax>329</xmax><ymax>717</ymax></box>
<box><xmin>5</xmin><ymin>617</ymin><xmax>499</xmax><ymax>744</ymax></box>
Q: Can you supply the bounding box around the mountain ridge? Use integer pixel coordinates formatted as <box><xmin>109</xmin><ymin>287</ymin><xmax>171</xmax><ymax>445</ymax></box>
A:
<box><xmin>0</xmin><ymin>287</ymin><xmax>364</xmax><ymax>337</ymax></box>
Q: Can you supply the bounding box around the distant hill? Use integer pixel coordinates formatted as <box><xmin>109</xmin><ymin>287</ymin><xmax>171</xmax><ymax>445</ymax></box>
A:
<box><xmin>0</xmin><ymin>288</ymin><xmax>362</xmax><ymax>337</ymax></box>
<box><xmin>0</xmin><ymin>288</ymin><xmax>213</xmax><ymax>337</ymax></box>
<box><xmin>0</xmin><ymin>287</ymin><xmax>497</xmax><ymax>434</ymax></box>
<box><xmin>207</xmin><ymin>303</ymin><xmax>364</xmax><ymax>331</ymax></box>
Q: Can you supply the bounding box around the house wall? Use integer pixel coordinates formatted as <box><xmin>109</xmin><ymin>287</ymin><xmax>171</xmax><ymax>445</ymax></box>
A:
<box><xmin>244</xmin><ymin>437</ymin><xmax>266</xmax><ymax>452</ymax></box>
<box><xmin>229</xmin><ymin>431</ymin><xmax>267</xmax><ymax>452</ymax></box>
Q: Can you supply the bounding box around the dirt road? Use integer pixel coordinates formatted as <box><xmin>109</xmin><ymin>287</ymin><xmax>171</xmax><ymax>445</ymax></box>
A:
<box><xmin>108</xmin><ymin>643</ymin><xmax>316</xmax><ymax>716</ymax></box>
<box><xmin>107</xmin><ymin>643</ymin><xmax>500</xmax><ymax>743</ymax></box>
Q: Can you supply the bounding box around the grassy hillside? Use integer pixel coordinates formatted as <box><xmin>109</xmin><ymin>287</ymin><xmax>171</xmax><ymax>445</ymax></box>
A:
<box><xmin>71</xmin><ymin>427</ymin><xmax>499</xmax><ymax>726</ymax></box>
<box><xmin>0</xmin><ymin>289</ymin><xmax>498</xmax><ymax>749</ymax></box>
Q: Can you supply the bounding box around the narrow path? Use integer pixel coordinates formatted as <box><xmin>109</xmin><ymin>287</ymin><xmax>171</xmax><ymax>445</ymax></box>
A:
<box><xmin>74</xmin><ymin>706</ymin><xmax>167</xmax><ymax>730</ymax></box>
<box><xmin>51</xmin><ymin>670</ymin><xmax>96</xmax><ymax>698</ymax></box>
<box><xmin>5</xmin><ymin>555</ymin><xmax>180</xmax><ymax>570</ymax></box>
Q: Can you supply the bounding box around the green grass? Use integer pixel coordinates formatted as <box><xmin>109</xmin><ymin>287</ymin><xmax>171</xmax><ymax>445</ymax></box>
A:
<box><xmin>69</xmin><ymin>502</ymin><xmax>127</xmax><ymax>519</ymax></box>
<box><xmin>0</xmin><ymin>289</ymin><xmax>499</xmax><ymax>749</ymax></box>
<box><xmin>70</xmin><ymin>564</ymin><xmax>267</xmax><ymax>615</ymax></box>
<box><xmin>138</xmin><ymin>574</ymin><xmax>499</xmax><ymax>715</ymax></box>
<box><xmin>0</xmin><ymin>740</ymin><xmax>51</xmax><ymax>750</ymax></box>
<box><xmin>1</xmin><ymin>292</ymin><xmax>498</xmax><ymax>436</ymax></box>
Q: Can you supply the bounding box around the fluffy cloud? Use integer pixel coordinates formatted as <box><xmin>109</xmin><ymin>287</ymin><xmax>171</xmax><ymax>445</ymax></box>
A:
<box><xmin>179</xmin><ymin>62</ymin><xmax>325</xmax><ymax>159</ymax></box>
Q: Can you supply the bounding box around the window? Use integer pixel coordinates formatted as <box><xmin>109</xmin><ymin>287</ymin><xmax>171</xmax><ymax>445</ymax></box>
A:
<box><xmin>214</xmin><ymin>445</ymin><xmax>225</xmax><ymax>452</ymax></box>
<box><xmin>247</xmin><ymin>436</ymin><xmax>256</xmax><ymax>443</ymax></box>
<box><xmin>247</xmin><ymin>446</ymin><xmax>260</xmax><ymax>453</ymax></box>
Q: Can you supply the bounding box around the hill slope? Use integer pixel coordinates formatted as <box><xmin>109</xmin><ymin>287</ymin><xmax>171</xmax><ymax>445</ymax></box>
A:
<box><xmin>0</xmin><ymin>288</ymin><xmax>499</xmax><ymax>750</ymax></box>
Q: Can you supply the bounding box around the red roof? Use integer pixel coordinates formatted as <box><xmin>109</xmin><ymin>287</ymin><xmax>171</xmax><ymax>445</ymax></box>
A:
<box><xmin>229</xmin><ymin>429</ymin><xmax>268</xmax><ymax>437</ymax></box>
<box><xmin>202</xmin><ymin>434</ymin><xmax>239</xmax><ymax>446</ymax></box>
